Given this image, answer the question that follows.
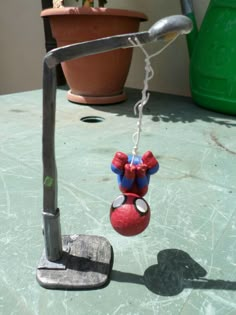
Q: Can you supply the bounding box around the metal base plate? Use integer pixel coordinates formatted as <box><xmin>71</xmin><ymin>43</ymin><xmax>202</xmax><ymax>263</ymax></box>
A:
<box><xmin>36</xmin><ymin>234</ymin><xmax>113</xmax><ymax>290</ymax></box>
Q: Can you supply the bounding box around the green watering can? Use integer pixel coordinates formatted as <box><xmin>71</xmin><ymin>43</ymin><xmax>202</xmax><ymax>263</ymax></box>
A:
<box><xmin>181</xmin><ymin>0</ymin><xmax>236</xmax><ymax>115</ymax></box>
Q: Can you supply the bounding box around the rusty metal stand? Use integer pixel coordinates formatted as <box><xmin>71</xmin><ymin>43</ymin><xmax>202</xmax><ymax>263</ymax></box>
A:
<box><xmin>36</xmin><ymin>15</ymin><xmax>192</xmax><ymax>289</ymax></box>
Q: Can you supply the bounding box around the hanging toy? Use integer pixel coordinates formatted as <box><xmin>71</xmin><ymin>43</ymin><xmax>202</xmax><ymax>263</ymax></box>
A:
<box><xmin>110</xmin><ymin>151</ymin><xmax>158</xmax><ymax>236</ymax></box>
<box><xmin>110</xmin><ymin>34</ymin><xmax>179</xmax><ymax>236</ymax></box>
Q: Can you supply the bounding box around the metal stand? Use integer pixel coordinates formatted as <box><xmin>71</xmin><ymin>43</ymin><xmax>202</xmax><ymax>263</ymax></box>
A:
<box><xmin>36</xmin><ymin>15</ymin><xmax>192</xmax><ymax>289</ymax></box>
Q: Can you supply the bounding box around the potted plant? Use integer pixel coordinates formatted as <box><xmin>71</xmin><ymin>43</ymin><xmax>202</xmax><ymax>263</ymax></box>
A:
<box><xmin>41</xmin><ymin>0</ymin><xmax>147</xmax><ymax>104</ymax></box>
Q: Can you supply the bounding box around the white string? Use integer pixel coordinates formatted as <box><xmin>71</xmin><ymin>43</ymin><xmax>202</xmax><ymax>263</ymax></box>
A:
<box><xmin>128</xmin><ymin>35</ymin><xmax>179</xmax><ymax>165</ymax></box>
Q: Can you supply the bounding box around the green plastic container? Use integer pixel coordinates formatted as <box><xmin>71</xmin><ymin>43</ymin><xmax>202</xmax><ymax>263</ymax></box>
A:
<box><xmin>189</xmin><ymin>0</ymin><xmax>236</xmax><ymax>115</ymax></box>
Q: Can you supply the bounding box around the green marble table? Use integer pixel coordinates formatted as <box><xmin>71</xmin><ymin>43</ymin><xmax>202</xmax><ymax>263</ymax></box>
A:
<box><xmin>0</xmin><ymin>87</ymin><xmax>236</xmax><ymax>314</ymax></box>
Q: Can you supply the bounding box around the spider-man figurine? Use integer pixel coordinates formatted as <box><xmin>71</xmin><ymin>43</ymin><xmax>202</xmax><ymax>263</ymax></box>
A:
<box><xmin>110</xmin><ymin>151</ymin><xmax>159</xmax><ymax>236</ymax></box>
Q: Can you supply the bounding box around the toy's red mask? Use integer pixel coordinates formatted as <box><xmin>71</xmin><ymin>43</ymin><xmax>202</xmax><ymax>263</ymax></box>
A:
<box><xmin>110</xmin><ymin>193</ymin><xmax>150</xmax><ymax>236</ymax></box>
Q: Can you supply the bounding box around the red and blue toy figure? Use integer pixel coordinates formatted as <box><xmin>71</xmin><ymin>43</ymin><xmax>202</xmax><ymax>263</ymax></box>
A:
<box><xmin>110</xmin><ymin>151</ymin><xmax>159</xmax><ymax>236</ymax></box>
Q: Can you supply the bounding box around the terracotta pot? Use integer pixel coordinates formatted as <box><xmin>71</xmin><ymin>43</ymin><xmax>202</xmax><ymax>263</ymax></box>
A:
<box><xmin>41</xmin><ymin>7</ymin><xmax>147</xmax><ymax>104</ymax></box>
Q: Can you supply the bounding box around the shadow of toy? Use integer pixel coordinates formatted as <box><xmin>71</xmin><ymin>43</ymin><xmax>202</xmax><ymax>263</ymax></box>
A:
<box><xmin>111</xmin><ymin>249</ymin><xmax>236</xmax><ymax>296</ymax></box>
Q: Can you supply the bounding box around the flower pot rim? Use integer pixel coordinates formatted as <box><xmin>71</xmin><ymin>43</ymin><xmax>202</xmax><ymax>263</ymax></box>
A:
<box><xmin>41</xmin><ymin>7</ymin><xmax>147</xmax><ymax>21</ymax></box>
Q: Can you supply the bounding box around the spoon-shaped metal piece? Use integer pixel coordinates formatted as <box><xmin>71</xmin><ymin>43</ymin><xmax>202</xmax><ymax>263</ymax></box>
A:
<box><xmin>45</xmin><ymin>15</ymin><xmax>192</xmax><ymax>68</ymax></box>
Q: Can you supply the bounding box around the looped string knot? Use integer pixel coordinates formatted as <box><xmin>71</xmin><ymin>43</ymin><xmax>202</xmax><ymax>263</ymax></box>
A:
<box><xmin>128</xmin><ymin>34</ymin><xmax>178</xmax><ymax>165</ymax></box>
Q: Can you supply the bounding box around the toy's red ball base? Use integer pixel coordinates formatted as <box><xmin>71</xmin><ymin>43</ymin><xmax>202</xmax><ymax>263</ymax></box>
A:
<box><xmin>110</xmin><ymin>193</ymin><xmax>151</xmax><ymax>236</ymax></box>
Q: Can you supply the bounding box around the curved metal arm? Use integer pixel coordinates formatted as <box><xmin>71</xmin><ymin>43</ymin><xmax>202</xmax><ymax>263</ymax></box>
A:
<box><xmin>42</xmin><ymin>15</ymin><xmax>192</xmax><ymax>261</ymax></box>
<box><xmin>45</xmin><ymin>15</ymin><xmax>192</xmax><ymax>68</ymax></box>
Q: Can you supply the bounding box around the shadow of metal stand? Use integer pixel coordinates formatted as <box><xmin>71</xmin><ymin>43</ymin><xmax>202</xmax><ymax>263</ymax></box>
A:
<box><xmin>36</xmin><ymin>15</ymin><xmax>192</xmax><ymax>290</ymax></box>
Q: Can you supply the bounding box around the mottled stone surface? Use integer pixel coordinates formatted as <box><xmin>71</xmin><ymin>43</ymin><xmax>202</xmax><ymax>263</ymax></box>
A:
<box><xmin>0</xmin><ymin>87</ymin><xmax>236</xmax><ymax>314</ymax></box>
